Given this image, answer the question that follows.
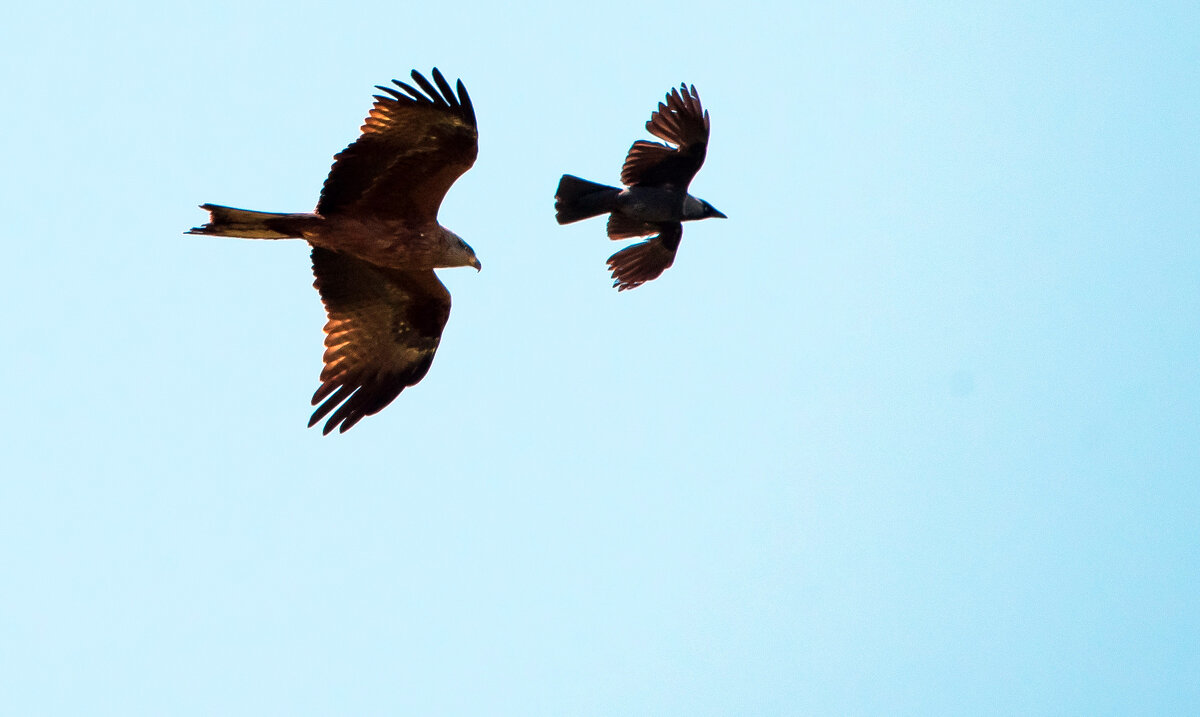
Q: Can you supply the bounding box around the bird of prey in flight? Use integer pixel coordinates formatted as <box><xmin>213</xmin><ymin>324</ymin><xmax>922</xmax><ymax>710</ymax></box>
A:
<box><xmin>554</xmin><ymin>83</ymin><xmax>725</xmax><ymax>290</ymax></box>
<box><xmin>189</xmin><ymin>68</ymin><xmax>480</xmax><ymax>434</ymax></box>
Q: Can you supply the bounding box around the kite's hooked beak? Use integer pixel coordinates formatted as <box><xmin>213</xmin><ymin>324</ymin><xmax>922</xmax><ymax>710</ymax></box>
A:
<box><xmin>471</xmin><ymin>256</ymin><xmax>482</xmax><ymax>272</ymax></box>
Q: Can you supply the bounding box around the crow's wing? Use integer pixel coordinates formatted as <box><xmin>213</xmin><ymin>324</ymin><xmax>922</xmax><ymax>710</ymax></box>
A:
<box><xmin>605</xmin><ymin>223</ymin><xmax>683</xmax><ymax>291</ymax></box>
<box><xmin>620</xmin><ymin>84</ymin><xmax>709</xmax><ymax>190</ymax></box>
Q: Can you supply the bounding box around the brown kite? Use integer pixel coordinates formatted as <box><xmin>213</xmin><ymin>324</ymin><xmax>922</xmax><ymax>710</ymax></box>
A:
<box><xmin>554</xmin><ymin>83</ymin><xmax>725</xmax><ymax>290</ymax></box>
<box><xmin>189</xmin><ymin>68</ymin><xmax>480</xmax><ymax>434</ymax></box>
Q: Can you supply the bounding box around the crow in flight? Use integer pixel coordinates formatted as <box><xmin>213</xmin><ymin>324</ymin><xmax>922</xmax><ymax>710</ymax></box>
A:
<box><xmin>555</xmin><ymin>84</ymin><xmax>724</xmax><ymax>290</ymax></box>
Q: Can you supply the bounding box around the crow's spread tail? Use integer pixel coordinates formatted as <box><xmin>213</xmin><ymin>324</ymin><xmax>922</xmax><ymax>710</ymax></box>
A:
<box><xmin>554</xmin><ymin>175</ymin><xmax>621</xmax><ymax>224</ymax></box>
<box><xmin>187</xmin><ymin>204</ymin><xmax>318</xmax><ymax>239</ymax></box>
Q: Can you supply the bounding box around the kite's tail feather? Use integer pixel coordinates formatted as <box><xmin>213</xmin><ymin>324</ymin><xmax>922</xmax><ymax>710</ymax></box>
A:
<box><xmin>186</xmin><ymin>204</ymin><xmax>318</xmax><ymax>239</ymax></box>
<box><xmin>554</xmin><ymin>175</ymin><xmax>621</xmax><ymax>224</ymax></box>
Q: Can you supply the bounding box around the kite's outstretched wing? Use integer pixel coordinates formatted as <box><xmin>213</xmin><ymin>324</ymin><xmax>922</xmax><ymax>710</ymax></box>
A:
<box><xmin>308</xmin><ymin>247</ymin><xmax>451</xmax><ymax>434</ymax></box>
<box><xmin>317</xmin><ymin>68</ymin><xmax>478</xmax><ymax>223</ymax></box>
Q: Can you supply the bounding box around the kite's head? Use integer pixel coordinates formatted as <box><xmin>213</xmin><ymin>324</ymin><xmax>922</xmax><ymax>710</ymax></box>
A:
<box><xmin>443</xmin><ymin>230</ymin><xmax>482</xmax><ymax>271</ymax></box>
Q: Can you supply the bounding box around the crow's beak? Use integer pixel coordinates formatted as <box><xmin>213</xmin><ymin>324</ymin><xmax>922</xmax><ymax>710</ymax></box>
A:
<box><xmin>711</xmin><ymin>208</ymin><xmax>727</xmax><ymax>219</ymax></box>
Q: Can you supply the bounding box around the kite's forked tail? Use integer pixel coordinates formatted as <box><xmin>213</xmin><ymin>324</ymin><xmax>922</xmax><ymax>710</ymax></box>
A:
<box><xmin>187</xmin><ymin>204</ymin><xmax>319</xmax><ymax>239</ymax></box>
<box><xmin>554</xmin><ymin>175</ymin><xmax>621</xmax><ymax>224</ymax></box>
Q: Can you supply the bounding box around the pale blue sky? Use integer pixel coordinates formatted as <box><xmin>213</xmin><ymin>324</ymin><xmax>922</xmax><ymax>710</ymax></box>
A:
<box><xmin>2</xmin><ymin>1</ymin><xmax>1198</xmax><ymax>714</ymax></box>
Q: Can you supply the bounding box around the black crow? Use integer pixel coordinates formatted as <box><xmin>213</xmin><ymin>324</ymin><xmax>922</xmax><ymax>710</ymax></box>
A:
<box><xmin>555</xmin><ymin>83</ymin><xmax>725</xmax><ymax>290</ymax></box>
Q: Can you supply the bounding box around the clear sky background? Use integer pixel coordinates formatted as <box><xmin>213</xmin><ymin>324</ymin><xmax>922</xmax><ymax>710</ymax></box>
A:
<box><xmin>2</xmin><ymin>1</ymin><xmax>1198</xmax><ymax>714</ymax></box>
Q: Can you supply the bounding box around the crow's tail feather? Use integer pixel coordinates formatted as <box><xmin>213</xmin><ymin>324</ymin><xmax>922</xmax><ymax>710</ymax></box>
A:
<box><xmin>554</xmin><ymin>175</ymin><xmax>621</xmax><ymax>224</ymax></box>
